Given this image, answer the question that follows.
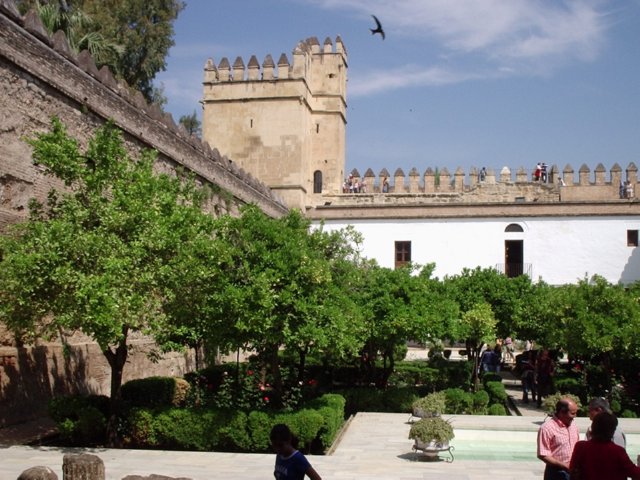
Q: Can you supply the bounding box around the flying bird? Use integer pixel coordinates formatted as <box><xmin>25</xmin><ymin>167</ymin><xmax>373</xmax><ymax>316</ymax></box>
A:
<box><xmin>370</xmin><ymin>15</ymin><xmax>385</xmax><ymax>40</ymax></box>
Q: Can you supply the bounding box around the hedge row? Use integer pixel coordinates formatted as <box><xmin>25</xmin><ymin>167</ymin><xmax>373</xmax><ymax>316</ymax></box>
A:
<box><xmin>124</xmin><ymin>393</ymin><xmax>345</xmax><ymax>453</ymax></box>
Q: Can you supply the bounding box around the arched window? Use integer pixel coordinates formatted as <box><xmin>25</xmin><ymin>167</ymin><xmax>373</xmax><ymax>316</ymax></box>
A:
<box><xmin>313</xmin><ymin>170</ymin><xmax>323</xmax><ymax>194</ymax></box>
<box><xmin>505</xmin><ymin>223</ymin><xmax>524</xmax><ymax>233</ymax></box>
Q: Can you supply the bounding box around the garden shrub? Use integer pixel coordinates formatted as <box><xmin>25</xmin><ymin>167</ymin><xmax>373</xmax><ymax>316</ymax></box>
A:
<box><xmin>122</xmin><ymin>393</ymin><xmax>345</xmax><ymax>453</ymax></box>
<box><xmin>621</xmin><ymin>409</ymin><xmax>638</xmax><ymax>418</ymax></box>
<box><xmin>471</xmin><ymin>390</ymin><xmax>490</xmax><ymax>414</ymax></box>
<box><xmin>484</xmin><ymin>381</ymin><xmax>507</xmax><ymax>405</ymax></box>
<box><xmin>554</xmin><ymin>376</ymin><xmax>586</xmax><ymax>398</ymax></box>
<box><xmin>383</xmin><ymin>387</ymin><xmax>419</xmax><ymax>413</ymax></box>
<box><xmin>48</xmin><ymin>395</ymin><xmax>109</xmax><ymax>444</ymax></box>
<box><xmin>488</xmin><ymin>404</ymin><xmax>507</xmax><ymax>415</ymax></box>
<box><xmin>248</xmin><ymin>410</ymin><xmax>273</xmax><ymax>450</ymax></box>
<box><xmin>541</xmin><ymin>392</ymin><xmax>582</xmax><ymax>415</ymax></box>
<box><xmin>444</xmin><ymin>388</ymin><xmax>473</xmax><ymax>414</ymax></box>
<box><xmin>482</xmin><ymin>373</ymin><xmax>502</xmax><ymax>385</ymax></box>
<box><xmin>219</xmin><ymin>411</ymin><xmax>252</xmax><ymax>451</ymax></box>
<box><xmin>121</xmin><ymin>376</ymin><xmax>190</xmax><ymax>408</ymax></box>
<box><xmin>277</xmin><ymin>409</ymin><xmax>325</xmax><ymax>450</ymax></box>
<box><xmin>336</xmin><ymin>387</ymin><xmax>385</xmax><ymax>415</ymax></box>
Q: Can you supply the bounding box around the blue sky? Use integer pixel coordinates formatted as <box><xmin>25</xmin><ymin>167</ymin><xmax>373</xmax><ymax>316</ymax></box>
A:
<box><xmin>156</xmin><ymin>0</ymin><xmax>640</xmax><ymax>179</ymax></box>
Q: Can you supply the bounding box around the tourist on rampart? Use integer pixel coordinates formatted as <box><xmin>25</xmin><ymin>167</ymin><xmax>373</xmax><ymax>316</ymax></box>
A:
<box><xmin>537</xmin><ymin>398</ymin><xmax>580</xmax><ymax>480</ymax></box>
<box><xmin>271</xmin><ymin>424</ymin><xmax>322</xmax><ymax>480</ymax></box>
<box><xmin>479</xmin><ymin>167</ymin><xmax>487</xmax><ymax>182</ymax></box>
<box><xmin>382</xmin><ymin>177</ymin><xmax>389</xmax><ymax>193</ymax></box>
<box><xmin>534</xmin><ymin>163</ymin><xmax>542</xmax><ymax>181</ymax></box>
<box><xmin>585</xmin><ymin>397</ymin><xmax>626</xmax><ymax>449</ymax></box>
<box><xmin>541</xmin><ymin>162</ymin><xmax>548</xmax><ymax>183</ymax></box>
<box><xmin>536</xmin><ymin>348</ymin><xmax>555</xmax><ymax>408</ymax></box>
<box><xmin>569</xmin><ymin>411</ymin><xmax>640</xmax><ymax>480</ymax></box>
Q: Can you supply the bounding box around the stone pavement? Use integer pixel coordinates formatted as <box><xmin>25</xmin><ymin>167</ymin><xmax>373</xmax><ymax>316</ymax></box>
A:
<box><xmin>2</xmin><ymin>413</ymin><xmax>640</xmax><ymax>480</ymax></box>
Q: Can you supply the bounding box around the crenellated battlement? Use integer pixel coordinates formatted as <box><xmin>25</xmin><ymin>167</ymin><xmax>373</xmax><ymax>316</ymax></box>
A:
<box><xmin>202</xmin><ymin>36</ymin><xmax>348</xmax><ymax>209</ymax></box>
<box><xmin>337</xmin><ymin>163</ymin><xmax>638</xmax><ymax>204</ymax></box>
<box><xmin>204</xmin><ymin>36</ymin><xmax>346</xmax><ymax>85</ymax></box>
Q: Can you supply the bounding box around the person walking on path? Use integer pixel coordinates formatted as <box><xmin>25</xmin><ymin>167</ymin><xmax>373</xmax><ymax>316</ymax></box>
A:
<box><xmin>585</xmin><ymin>397</ymin><xmax>626</xmax><ymax>449</ymax></box>
<box><xmin>536</xmin><ymin>349</ymin><xmax>555</xmax><ymax>407</ymax></box>
<box><xmin>537</xmin><ymin>398</ymin><xmax>580</xmax><ymax>480</ymax></box>
<box><xmin>570</xmin><ymin>411</ymin><xmax>640</xmax><ymax>480</ymax></box>
<box><xmin>271</xmin><ymin>424</ymin><xmax>322</xmax><ymax>480</ymax></box>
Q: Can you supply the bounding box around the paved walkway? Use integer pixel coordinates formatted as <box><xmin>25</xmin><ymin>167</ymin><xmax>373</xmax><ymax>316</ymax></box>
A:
<box><xmin>2</xmin><ymin>414</ymin><xmax>640</xmax><ymax>480</ymax></box>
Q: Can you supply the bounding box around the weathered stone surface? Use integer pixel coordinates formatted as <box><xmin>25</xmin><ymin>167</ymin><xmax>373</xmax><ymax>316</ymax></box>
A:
<box><xmin>0</xmin><ymin>0</ymin><xmax>22</xmax><ymax>23</ymax></box>
<box><xmin>23</xmin><ymin>10</ymin><xmax>50</xmax><ymax>45</ymax></box>
<box><xmin>121</xmin><ymin>475</ymin><xmax>192</xmax><ymax>480</ymax></box>
<box><xmin>17</xmin><ymin>466</ymin><xmax>58</xmax><ymax>480</ymax></box>
<box><xmin>62</xmin><ymin>454</ymin><xmax>104</xmax><ymax>480</ymax></box>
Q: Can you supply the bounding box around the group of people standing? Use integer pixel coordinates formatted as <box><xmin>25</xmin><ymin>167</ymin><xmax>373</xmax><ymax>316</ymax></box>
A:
<box><xmin>343</xmin><ymin>174</ymin><xmax>367</xmax><ymax>194</ymax></box>
<box><xmin>537</xmin><ymin>396</ymin><xmax>639</xmax><ymax>480</ymax></box>
<box><xmin>519</xmin><ymin>347</ymin><xmax>555</xmax><ymax>407</ymax></box>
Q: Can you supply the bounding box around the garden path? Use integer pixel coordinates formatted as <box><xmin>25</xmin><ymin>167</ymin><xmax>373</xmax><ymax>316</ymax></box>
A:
<box><xmin>2</xmin><ymin>413</ymin><xmax>639</xmax><ymax>479</ymax></box>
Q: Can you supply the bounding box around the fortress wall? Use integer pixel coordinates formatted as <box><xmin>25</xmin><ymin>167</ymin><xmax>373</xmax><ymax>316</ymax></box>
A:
<box><xmin>0</xmin><ymin>1</ymin><xmax>286</xmax><ymax>427</ymax></box>
<box><xmin>344</xmin><ymin>163</ymin><xmax>635</xmax><ymax>204</ymax></box>
<box><xmin>0</xmin><ymin>2</ymin><xmax>287</xmax><ymax>229</ymax></box>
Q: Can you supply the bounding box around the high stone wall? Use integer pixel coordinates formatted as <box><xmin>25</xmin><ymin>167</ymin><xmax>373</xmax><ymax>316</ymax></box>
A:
<box><xmin>0</xmin><ymin>1</ymin><xmax>287</xmax><ymax>427</ymax></box>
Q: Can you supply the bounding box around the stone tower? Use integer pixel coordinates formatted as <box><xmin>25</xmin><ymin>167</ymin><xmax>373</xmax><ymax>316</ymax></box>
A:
<box><xmin>201</xmin><ymin>36</ymin><xmax>347</xmax><ymax>209</ymax></box>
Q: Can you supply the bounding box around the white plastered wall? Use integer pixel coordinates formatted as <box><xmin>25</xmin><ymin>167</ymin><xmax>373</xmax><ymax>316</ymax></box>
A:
<box><xmin>317</xmin><ymin>216</ymin><xmax>640</xmax><ymax>285</ymax></box>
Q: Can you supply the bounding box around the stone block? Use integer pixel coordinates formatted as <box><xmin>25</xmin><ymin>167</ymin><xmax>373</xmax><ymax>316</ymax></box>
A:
<box><xmin>62</xmin><ymin>453</ymin><xmax>105</xmax><ymax>480</ymax></box>
<box><xmin>17</xmin><ymin>466</ymin><xmax>58</xmax><ymax>480</ymax></box>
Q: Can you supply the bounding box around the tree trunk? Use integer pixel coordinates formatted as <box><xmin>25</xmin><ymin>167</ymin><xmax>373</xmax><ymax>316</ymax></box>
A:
<box><xmin>103</xmin><ymin>326</ymin><xmax>129</xmax><ymax>446</ymax></box>
<box><xmin>268</xmin><ymin>344</ymin><xmax>283</xmax><ymax>408</ymax></box>
<box><xmin>297</xmin><ymin>347</ymin><xmax>308</xmax><ymax>383</ymax></box>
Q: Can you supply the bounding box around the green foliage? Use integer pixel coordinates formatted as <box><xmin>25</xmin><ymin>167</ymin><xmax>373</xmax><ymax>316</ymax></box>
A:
<box><xmin>487</xmin><ymin>404</ymin><xmax>507</xmax><ymax>415</ymax></box>
<box><xmin>0</xmin><ymin>119</ymin><xmax>217</xmax><ymax>420</ymax></box>
<box><xmin>48</xmin><ymin>395</ymin><xmax>109</xmax><ymax>444</ymax></box>
<box><xmin>210</xmin><ymin>206</ymin><xmax>365</xmax><ymax>403</ymax></box>
<box><xmin>542</xmin><ymin>393</ymin><xmax>582</xmax><ymax>415</ymax></box>
<box><xmin>471</xmin><ymin>390</ymin><xmax>490</xmax><ymax>414</ymax></box>
<box><xmin>484</xmin><ymin>381</ymin><xmax>507</xmax><ymax>405</ymax></box>
<box><xmin>121</xmin><ymin>376</ymin><xmax>190</xmax><ymax>408</ymax></box>
<box><xmin>408</xmin><ymin>417</ymin><xmax>455</xmax><ymax>444</ymax></box>
<box><xmin>412</xmin><ymin>391</ymin><xmax>446</xmax><ymax>416</ymax></box>
<box><xmin>444</xmin><ymin>388</ymin><xmax>473</xmax><ymax>414</ymax></box>
<box><xmin>178</xmin><ymin>110</ymin><xmax>201</xmax><ymax>137</ymax></box>
<box><xmin>123</xmin><ymin>393</ymin><xmax>344</xmax><ymax>452</ymax></box>
<box><xmin>482</xmin><ymin>373</ymin><xmax>502</xmax><ymax>385</ymax></box>
<box><xmin>554</xmin><ymin>376</ymin><xmax>586</xmax><ymax>398</ymax></box>
<box><xmin>620</xmin><ymin>409</ymin><xmax>638</xmax><ymax>419</ymax></box>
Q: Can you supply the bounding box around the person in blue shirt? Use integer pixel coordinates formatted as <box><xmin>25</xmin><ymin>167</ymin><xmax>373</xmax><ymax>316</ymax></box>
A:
<box><xmin>271</xmin><ymin>424</ymin><xmax>322</xmax><ymax>480</ymax></box>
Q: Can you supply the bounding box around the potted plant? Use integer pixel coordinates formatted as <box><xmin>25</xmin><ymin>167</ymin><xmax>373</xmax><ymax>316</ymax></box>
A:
<box><xmin>412</xmin><ymin>391</ymin><xmax>446</xmax><ymax>418</ymax></box>
<box><xmin>408</xmin><ymin>417</ymin><xmax>454</xmax><ymax>455</ymax></box>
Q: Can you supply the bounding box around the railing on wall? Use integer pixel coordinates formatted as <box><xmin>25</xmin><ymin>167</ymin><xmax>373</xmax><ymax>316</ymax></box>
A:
<box><xmin>495</xmin><ymin>263</ymin><xmax>532</xmax><ymax>278</ymax></box>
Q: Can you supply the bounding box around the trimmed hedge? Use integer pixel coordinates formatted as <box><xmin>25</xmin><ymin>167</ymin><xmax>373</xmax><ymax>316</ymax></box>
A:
<box><xmin>124</xmin><ymin>393</ymin><xmax>345</xmax><ymax>453</ymax></box>
<box><xmin>484</xmin><ymin>381</ymin><xmax>507</xmax><ymax>405</ymax></box>
<box><xmin>336</xmin><ymin>386</ymin><xmax>422</xmax><ymax>415</ymax></box>
<box><xmin>48</xmin><ymin>395</ymin><xmax>109</xmax><ymax>444</ymax></box>
<box><xmin>121</xmin><ymin>376</ymin><xmax>191</xmax><ymax>408</ymax></box>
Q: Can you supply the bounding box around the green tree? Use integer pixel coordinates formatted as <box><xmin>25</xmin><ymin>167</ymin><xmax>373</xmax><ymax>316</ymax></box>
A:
<box><xmin>455</xmin><ymin>302</ymin><xmax>496</xmax><ymax>389</ymax></box>
<box><xmin>209</xmin><ymin>206</ymin><xmax>365</xmax><ymax>405</ymax></box>
<box><xmin>18</xmin><ymin>0</ymin><xmax>184</xmax><ymax>102</ymax></box>
<box><xmin>78</xmin><ymin>0</ymin><xmax>184</xmax><ymax>100</ymax></box>
<box><xmin>178</xmin><ymin>110</ymin><xmax>201</xmax><ymax>137</ymax></box>
<box><xmin>0</xmin><ymin>118</ymin><xmax>215</xmax><ymax>442</ymax></box>
<box><xmin>17</xmin><ymin>0</ymin><xmax>123</xmax><ymax>65</ymax></box>
<box><xmin>358</xmin><ymin>263</ymin><xmax>458</xmax><ymax>386</ymax></box>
